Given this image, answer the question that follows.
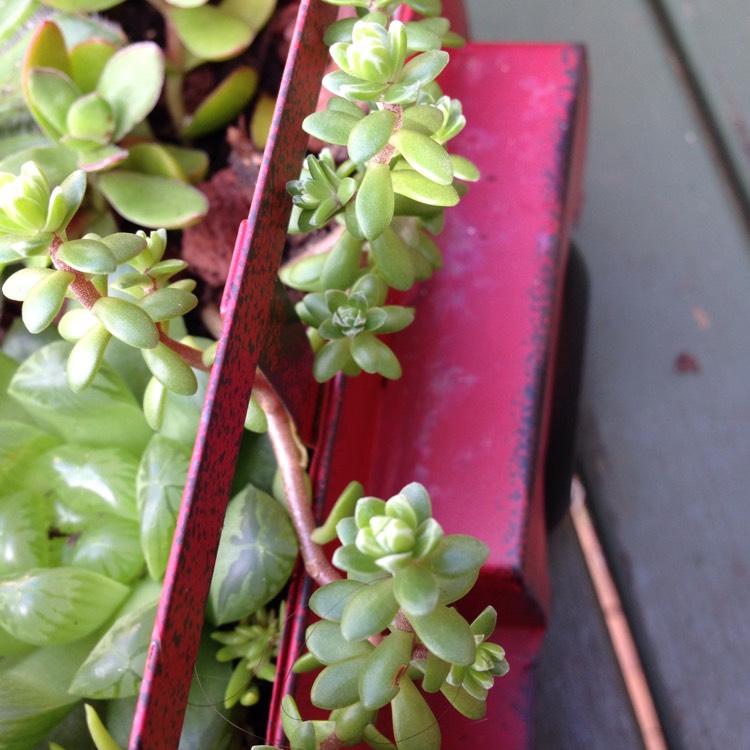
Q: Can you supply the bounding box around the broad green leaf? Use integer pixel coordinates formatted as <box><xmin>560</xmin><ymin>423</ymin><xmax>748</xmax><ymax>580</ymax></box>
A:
<box><xmin>409</xmin><ymin>605</ymin><xmax>476</xmax><ymax>667</ymax></box>
<box><xmin>66</xmin><ymin>92</ymin><xmax>115</xmax><ymax>143</ymax></box>
<box><xmin>340</xmin><ymin>576</ymin><xmax>398</xmax><ymax>641</ymax></box>
<box><xmin>359</xmin><ymin>629</ymin><xmax>413</xmax><ymax>710</ymax></box>
<box><xmin>391</xmin><ymin>168</ymin><xmax>459</xmax><ymax>206</ymax></box>
<box><xmin>356</xmin><ymin>162</ymin><xmax>393</xmax><ymax>241</ymax></box>
<box><xmin>309</xmin><ymin>579</ymin><xmax>365</xmax><ymax>622</ymax></box>
<box><xmin>0</xmin><ymin>353</ymin><xmax>28</xmax><ymax>422</ymax></box>
<box><xmin>0</xmin><ymin>634</ymin><xmax>99</xmax><ymax>750</ymax></box>
<box><xmin>400</xmin><ymin>104</ymin><xmax>443</xmax><ymax>135</ymax></box>
<box><xmin>97</xmin><ymin>42</ymin><xmax>163</xmax><ymax>141</ymax></box>
<box><xmin>101</xmin><ymin>232</ymin><xmax>147</xmax><ymax>264</ymax></box>
<box><xmin>26</xmin><ymin>68</ymin><xmax>80</xmax><ymax>140</ymax></box>
<box><xmin>303</xmin><ymin>110</ymin><xmax>360</xmax><ymax>147</ymax></box>
<box><xmin>0</xmin><ymin>419</ymin><xmax>59</xmax><ymax>492</ymax></box>
<box><xmin>0</xmin><ymin>567</ymin><xmax>129</xmax><ymax>646</ymax></box>
<box><xmin>306</xmin><ymin>620</ymin><xmax>373</xmax><ymax>665</ymax></box>
<box><xmin>181</xmin><ymin>67</ymin><xmax>258</xmax><ymax>138</ymax></box>
<box><xmin>313</xmin><ymin>338</ymin><xmax>352</xmax><ymax>383</ymax></box>
<box><xmin>139</xmin><ymin>288</ymin><xmax>198</xmax><ymax>322</ymax></box>
<box><xmin>98</xmin><ymin>171</ymin><xmax>208</xmax><ymax>228</ymax></box>
<box><xmin>370</xmin><ymin>226</ymin><xmax>415</xmax><ymax>290</ymax></box>
<box><xmin>347</xmin><ymin>109</ymin><xmax>397</xmax><ymax>164</ymax></box>
<box><xmin>333</xmin><ymin>702</ymin><xmax>377</xmax><ymax>744</ymax></box>
<box><xmin>393</xmin><ymin>565</ymin><xmax>439</xmax><ymax>616</ymax></box>
<box><xmin>21</xmin><ymin>270</ymin><xmax>74</xmax><ymax>333</ymax></box>
<box><xmin>70</xmin><ymin>592</ymin><xmax>159</xmax><ymax>699</ymax></box>
<box><xmin>158</xmin><ymin>367</ymin><xmax>210</xmax><ymax>445</ymax></box>
<box><xmin>136</xmin><ymin>434</ymin><xmax>191</xmax><ymax>581</ymax></box>
<box><xmin>390</xmin><ymin>128</ymin><xmax>453</xmax><ymax>185</ymax></box>
<box><xmin>168</xmin><ymin>5</ymin><xmax>254</xmax><ymax>61</ymax></box>
<box><xmin>219</xmin><ymin>0</ymin><xmax>277</xmax><ymax>31</ymax></box>
<box><xmin>395</xmin><ymin>49</ymin><xmax>448</xmax><ymax>88</ymax></box>
<box><xmin>311</xmin><ymin>656</ymin><xmax>367</xmax><ymax>710</ymax></box>
<box><xmin>0</xmin><ymin>491</ymin><xmax>51</xmax><ymax>576</ymax></box>
<box><xmin>45</xmin><ymin>444</ymin><xmax>139</xmax><ymax>520</ymax></box>
<box><xmin>391</xmin><ymin>675</ymin><xmax>440</xmax><ymax>750</ymax></box>
<box><xmin>117</xmin><ymin>142</ymin><xmax>187</xmax><ymax>181</ymax></box>
<box><xmin>64</xmin><ymin>518</ymin><xmax>145</xmax><ymax>583</ymax></box>
<box><xmin>207</xmin><ymin>485</ymin><xmax>298</xmax><ymax>626</ymax></box>
<box><xmin>8</xmin><ymin>341</ymin><xmax>151</xmax><ymax>454</ymax></box>
<box><xmin>92</xmin><ymin>296</ymin><xmax>159</xmax><ymax>349</ymax></box>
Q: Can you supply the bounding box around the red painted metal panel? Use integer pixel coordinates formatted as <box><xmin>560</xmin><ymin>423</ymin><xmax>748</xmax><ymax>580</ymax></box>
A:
<box><xmin>128</xmin><ymin>1</ymin><xmax>337</xmax><ymax>747</ymax></box>
<box><xmin>269</xmin><ymin>42</ymin><xmax>589</xmax><ymax>747</ymax></box>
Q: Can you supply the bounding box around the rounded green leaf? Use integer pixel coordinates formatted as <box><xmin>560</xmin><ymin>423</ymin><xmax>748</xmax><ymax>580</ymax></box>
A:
<box><xmin>67</xmin><ymin>322</ymin><xmax>112</xmax><ymax>392</ymax></box>
<box><xmin>92</xmin><ymin>296</ymin><xmax>159</xmax><ymax>349</ymax></box>
<box><xmin>142</xmin><ymin>342</ymin><xmax>198</xmax><ymax>395</ymax></box>
<box><xmin>66</xmin><ymin>92</ymin><xmax>115</xmax><ymax>143</ymax></box>
<box><xmin>279</xmin><ymin>251</ymin><xmax>328</xmax><ymax>292</ymax></box>
<box><xmin>348</xmin><ymin>109</ymin><xmax>397</xmax><ymax>164</ymax></box>
<box><xmin>97</xmin><ymin>170</ymin><xmax>208</xmax><ymax>228</ymax></box>
<box><xmin>169</xmin><ymin>5</ymin><xmax>254</xmax><ymax>61</ymax></box>
<box><xmin>309</xmin><ymin>579</ymin><xmax>365</xmax><ymax>622</ymax></box>
<box><xmin>2</xmin><ymin>267</ymin><xmax>53</xmax><ymax>301</ymax></box>
<box><xmin>22</xmin><ymin>269</ymin><xmax>75</xmax><ymax>333</ymax></box>
<box><xmin>56</xmin><ymin>238</ymin><xmax>117</xmax><ymax>273</ymax></box>
<box><xmin>450</xmin><ymin>153</ymin><xmax>480</xmax><ymax>182</ymax></box>
<box><xmin>340</xmin><ymin>576</ymin><xmax>398</xmax><ymax>641</ymax></box>
<box><xmin>69</xmin><ymin>38</ymin><xmax>117</xmax><ymax>93</ymax></box>
<box><xmin>428</xmin><ymin>534</ymin><xmax>489</xmax><ymax>577</ymax></box>
<box><xmin>313</xmin><ymin>338</ymin><xmax>352</xmax><ymax>383</ymax></box>
<box><xmin>391</xmin><ymin>675</ymin><xmax>441</xmax><ymax>750</ymax></box>
<box><xmin>101</xmin><ymin>232</ymin><xmax>147</xmax><ymax>263</ymax></box>
<box><xmin>136</xmin><ymin>434</ymin><xmax>191</xmax><ymax>580</ymax></box>
<box><xmin>401</xmin><ymin>104</ymin><xmax>443</xmax><ymax>135</ymax></box>
<box><xmin>306</xmin><ymin>620</ymin><xmax>373</xmax><ymax>665</ymax></box>
<box><xmin>393</xmin><ymin>565</ymin><xmax>439</xmax><ymax>616</ymax></box>
<box><xmin>97</xmin><ymin>42</ymin><xmax>164</xmax><ymax>141</ymax></box>
<box><xmin>303</xmin><ymin>110</ymin><xmax>361</xmax><ymax>147</ymax></box>
<box><xmin>421</xmin><ymin>651</ymin><xmax>451</xmax><ymax>693</ymax></box>
<box><xmin>321</xmin><ymin>231</ymin><xmax>364</xmax><ymax>290</ymax></box>
<box><xmin>311</xmin><ymin>656</ymin><xmax>367</xmax><ymax>710</ymax></box>
<box><xmin>207</xmin><ymin>485</ymin><xmax>298</xmax><ymax>626</ymax></box>
<box><xmin>356</xmin><ymin>162</ymin><xmax>394</xmax><ymax>241</ymax></box>
<box><xmin>58</xmin><ymin>307</ymin><xmax>98</xmax><ymax>341</ymax></box>
<box><xmin>395</xmin><ymin>49</ymin><xmax>448</xmax><ymax>88</ymax></box>
<box><xmin>390</xmin><ymin>128</ymin><xmax>453</xmax><ymax>185</ymax></box>
<box><xmin>351</xmin><ymin>332</ymin><xmax>402</xmax><ymax>379</ymax></box>
<box><xmin>138</xmin><ymin>287</ymin><xmax>198</xmax><ymax>322</ymax></box>
<box><xmin>391</xmin><ymin>168</ymin><xmax>459</xmax><ymax>206</ymax></box>
<box><xmin>370</xmin><ymin>227</ymin><xmax>415</xmax><ymax>291</ymax></box>
<box><xmin>0</xmin><ymin>567</ymin><xmax>130</xmax><ymax>646</ymax></box>
<box><xmin>26</xmin><ymin>68</ymin><xmax>81</xmax><ymax>139</ymax></box>
<box><xmin>409</xmin><ymin>605</ymin><xmax>476</xmax><ymax>666</ymax></box>
<box><xmin>359</xmin><ymin>629</ymin><xmax>414</xmax><ymax>710</ymax></box>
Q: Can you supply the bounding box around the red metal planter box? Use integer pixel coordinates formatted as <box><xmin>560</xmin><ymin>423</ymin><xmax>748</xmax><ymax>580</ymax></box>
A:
<box><xmin>130</xmin><ymin>2</ymin><xmax>588</xmax><ymax>748</ymax></box>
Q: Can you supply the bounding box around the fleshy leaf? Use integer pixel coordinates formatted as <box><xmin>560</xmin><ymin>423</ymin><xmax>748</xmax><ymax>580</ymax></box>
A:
<box><xmin>168</xmin><ymin>5</ymin><xmax>254</xmax><ymax>61</ymax></box>
<box><xmin>370</xmin><ymin>227</ymin><xmax>415</xmax><ymax>291</ymax></box>
<box><xmin>142</xmin><ymin>342</ymin><xmax>198</xmax><ymax>395</ymax></box>
<box><xmin>309</xmin><ymin>579</ymin><xmax>365</xmax><ymax>622</ymax></box>
<box><xmin>428</xmin><ymin>534</ymin><xmax>489</xmax><ymax>577</ymax></box>
<box><xmin>207</xmin><ymin>485</ymin><xmax>298</xmax><ymax>626</ymax></box>
<box><xmin>391</xmin><ymin>168</ymin><xmax>459</xmax><ymax>206</ymax></box>
<box><xmin>350</xmin><ymin>333</ymin><xmax>401</xmax><ymax>379</ymax></box>
<box><xmin>303</xmin><ymin>110</ymin><xmax>361</xmax><ymax>147</ymax></box>
<box><xmin>409</xmin><ymin>605</ymin><xmax>476</xmax><ymax>667</ymax></box>
<box><xmin>98</xmin><ymin>171</ymin><xmax>208</xmax><ymax>228</ymax></box>
<box><xmin>19</xmin><ymin>270</ymin><xmax>73</xmax><ymax>334</ymax></box>
<box><xmin>310</xmin><ymin>656</ymin><xmax>367</xmax><ymax>710</ymax></box>
<box><xmin>390</xmin><ymin>128</ymin><xmax>453</xmax><ymax>185</ymax></box>
<box><xmin>340</xmin><ymin>576</ymin><xmax>398</xmax><ymax>641</ymax></box>
<box><xmin>97</xmin><ymin>42</ymin><xmax>164</xmax><ymax>141</ymax></box>
<box><xmin>306</xmin><ymin>620</ymin><xmax>372</xmax><ymax>665</ymax></box>
<box><xmin>391</xmin><ymin>675</ymin><xmax>441</xmax><ymax>750</ymax></box>
<box><xmin>356</xmin><ymin>162</ymin><xmax>393</xmax><ymax>241</ymax></box>
<box><xmin>0</xmin><ymin>491</ymin><xmax>51</xmax><ymax>576</ymax></box>
<box><xmin>0</xmin><ymin>567</ymin><xmax>129</xmax><ymax>646</ymax></box>
<box><xmin>56</xmin><ymin>238</ymin><xmax>117</xmax><ymax>273</ymax></box>
<box><xmin>393</xmin><ymin>565</ymin><xmax>439</xmax><ymax>616</ymax></box>
<box><xmin>93</xmin><ymin>296</ymin><xmax>159</xmax><ymax>349</ymax></box>
<box><xmin>359</xmin><ymin>629</ymin><xmax>413</xmax><ymax>710</ymax></box>
<box><xmin>347</xmin><ymin>109</ymin><xmax>397</xmax><ymax>163</ymax></box>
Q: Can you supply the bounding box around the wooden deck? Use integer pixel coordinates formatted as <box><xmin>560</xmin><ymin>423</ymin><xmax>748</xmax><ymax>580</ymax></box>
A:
<box><xmin>465</xmin><ymin>1</ymin><xmax>750</xmax><ymax>748</ymax></box>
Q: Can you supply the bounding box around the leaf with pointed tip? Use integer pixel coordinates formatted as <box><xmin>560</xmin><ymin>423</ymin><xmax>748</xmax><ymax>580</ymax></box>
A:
<box><xmin>450</xmin><ymin>154</ymin><xmax>480</xmax><ymax>182</ymax></box>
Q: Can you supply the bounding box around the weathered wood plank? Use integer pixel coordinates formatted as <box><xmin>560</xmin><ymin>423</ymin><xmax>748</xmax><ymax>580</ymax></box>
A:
<box><xmin>465</xmin><ymin>0</ymin><xmax>750</xmax><ymax>748</ymax></box>
<box><xmin>533</xmin><ymin>515</ymin><xmax>644</xmax><ymax>750</ymax></box>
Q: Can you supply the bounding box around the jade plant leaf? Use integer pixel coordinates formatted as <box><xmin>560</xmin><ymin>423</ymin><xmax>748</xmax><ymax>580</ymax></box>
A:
<box><xmin>409</xmin><ymin>604</ymin><xmax>476</xmax><ymax>667</ymax></box>
<box><xmin>207</xmin><ymin>484</ymin><xmax>298</xmax><ymax>626</ymax></box>
<box><xmin>370</xmin><ymin>227</ymin><xmax>415</xmax><ymax>291</ymax></box>
<box><xmin>136</xmin><ymin>434</ymin><xmax>191</xmax><ymax>581</ymax></box>
<box><xmin>389</xmin><ymin>128</ymin><xmax>453</xmax><ymax>186</ymax></box>
<box><xmin>141</xmin><ymin>342</ymin><xmax>199</xmax><ymax>396</ymax></box>
<box><xmin>69</xmin><ymin>38</ymin><xmax>118</xmax><ymax>93</ymax></box>
<box><xmin>168</xmin><ymin>5</ymin><xmax>254</xmax><ymax>62</ymax></box>
<box><xmin>97</xmin><ymin>42</ymin><xmax>164</xmax><ymax>141</ymax></box>
<box><xmin>21</xmin><ymin>269</ymin><xmax>74</xmax><ymax>333</ymax></box>
<box><xmin>391</xmin><ymin>675</ymin><xmax>441</xmax><ymax>750</ymax></box>
<box><xmin>97</xmin><ymin>171</ymin><xmax>208</xmax><ymax>228</ymax></box>
<box><xmin>340</xmin><ymin>576</ymin><xmax>399</xmax><ymax>641</ymax></box>
<box><xmin>0</xmin><ymin>567</ymin><xmax>130</xmax><ymax>646</ymax></box>
<box><xmin>67</xmin><ymin>322</ymin><xmax>112</xmax><ymax>392</ymax></box>
<box><xmin>303</xmin><ymin>110</ymin><xmax>361</xmax><ymax>147</ymax></box>
<box><xmin>92</xmin><ymin>296</ymin><xmax>159</xmax><ymax>350</ymax></box>
<box><xmin>309</xmin><ymin>578</ymin><xmax>365</xmax><ymax>622</ymax></box>
<box><xmin>347</xmin><ymin>109</ymin><xmax>397</xmax><ymax>163</ymax></box>
<box><xmin>358</xmin><ymin>629</ymin><xmax>413</xmax><ymax>710</ymax></box>
<box><xmin>26</xmin><ymin>68</ymin><xmax>81</xmax><ymax>140</ymax></box>
<box><xmin>306</xmin><ymin>620</ymin><xmax>373</xmax><ymax>665</ymax></box>
<box><xmin>391</xmin><ymin>168</ymin><xmax>459</xmax><ymax>206</ymax></box>
<box><xmin>311</xmin><ymin>656</ymin><xmax>368</xmax><ymax>710</ymax></box>
<box><xmin>356</xmin><ymin>162</ymin><xmax>393</xmax><ymax>241</ymax></box>
<box><xmin>180</xmin><ymin>67</ymin><xmax>259</xmax><ymax>139</ymax></box>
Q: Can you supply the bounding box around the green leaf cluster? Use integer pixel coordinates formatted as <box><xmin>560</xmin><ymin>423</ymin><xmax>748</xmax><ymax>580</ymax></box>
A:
<box><xmin>283</xmin><ymin>483</ymin><xmax>509</xmax><ymax>749</ymax></box>
<box><xmin>283</xmin><ymin>3</ymin><xmax>479</xmax><ymax>383</ymax></box>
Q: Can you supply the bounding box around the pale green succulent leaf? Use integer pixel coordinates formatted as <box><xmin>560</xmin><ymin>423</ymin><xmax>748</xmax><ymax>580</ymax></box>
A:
<box><xmin>141</xmin><ymin>342</ymin><xmax>198</xmax><ymax>395</ymax></box>
<box><xmin>67</xmin><ymin>322</ymin><xmax>112</xmax><ymax>392</ymax></box>
<box><xmin>359</xmin><ymin>629</ymin><xmax>413</xmax><ymax>710</ymax></box>
<box><xmin>356</xmin><ymin>162</ymin><xmax>393</xmax><ymax>241</ymax></box>
<box><xmin>21</xmin><ymin>269</ymin><xmax>74</xmax><ymax>333</ymax></box>
<box><xmin>348</xmin><ymin>109</ymin><xmax>397</xmax><ymax>164</ymax></box>
<box><xmin>391</xmin><ymin>168</ymin><xmax>459</xmax><ymax>206</ymax></box>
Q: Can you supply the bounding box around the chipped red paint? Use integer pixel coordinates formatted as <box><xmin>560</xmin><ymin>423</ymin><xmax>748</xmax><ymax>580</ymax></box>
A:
<box><xmin>129</xmin><ymin>1</ymin><xmax>337</xmax><ymax>748</ymax></box>
<box><xmin>268</xmin><ymin>42</ymin><xmax>589</xmax><ymax>748</ymax></box>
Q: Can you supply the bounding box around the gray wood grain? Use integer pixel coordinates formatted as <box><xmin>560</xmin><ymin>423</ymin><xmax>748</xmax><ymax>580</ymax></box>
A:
<box><xmin>464</xmin><ymin>1</ymin><xmax>750</xmax><ymax>748</ymax></box>
<box><xmin>533</xmin><ymin>515</ymin><xmax>644</xmax><ymax>750</ymax></box>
